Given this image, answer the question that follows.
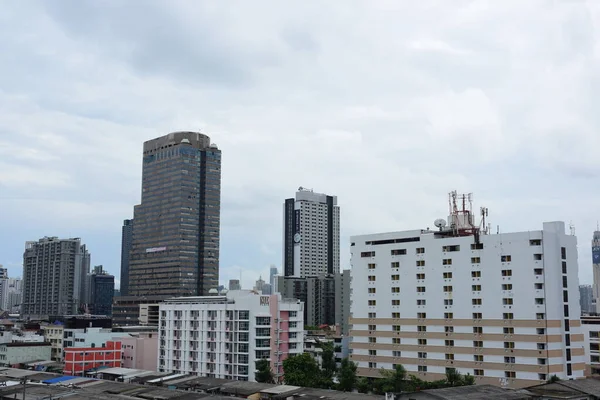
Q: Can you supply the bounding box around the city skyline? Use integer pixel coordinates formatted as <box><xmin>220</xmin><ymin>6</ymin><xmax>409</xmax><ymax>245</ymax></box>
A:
<box><xmin>2</xmin><ymin>2</ymin><xmax>600</xmax><ymax>291</ymax></box>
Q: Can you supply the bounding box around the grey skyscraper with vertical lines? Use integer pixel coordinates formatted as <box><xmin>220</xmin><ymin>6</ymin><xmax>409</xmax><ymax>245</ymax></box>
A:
<box><xmin>127</xmin><ymin>131</ymin><xmax>222</xmax><ymax>297</ymax></box>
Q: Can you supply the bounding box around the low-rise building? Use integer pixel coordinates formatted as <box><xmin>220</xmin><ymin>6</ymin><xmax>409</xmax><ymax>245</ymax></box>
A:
<box><xmin>64</xmin><ymin>340</ymin><xmax>122</xmax><ymax>375</ymax></box>
<box><xmin>158</xmin><ymin>290</ymin><xmax>304</xmax><ymax>382</ymax></box>
<box><xmin>0</xmin><ymin>342</ymin><xmax>51</xmax><ymax>367</ymax></box>
<box><xmin>120</xmin><ymin>332</ymin><xmax>158</xmax><ymax>371</ymax></box>
<box><xmin>581</xmin><ymin>316</ymin><xmax>600</xmax><ymax>376</ymax></box>
<box><xmin>42</xmin><ymin>324</ymin><xmax>65</xmax><ymax>361</ymax></box>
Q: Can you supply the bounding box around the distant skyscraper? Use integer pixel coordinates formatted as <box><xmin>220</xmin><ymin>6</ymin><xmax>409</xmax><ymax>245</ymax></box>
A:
<box><xmin>87</xmin><ymin>265</ymin><xmax>115</xmax><ymax>316</ymax></box>
<box><xmin>120</xmin><ymin>219</ymin><xmax>133</xmax><ymax>296</ymax></box>
<box><xmin>580</xmin><ymin>284</ymin><xmax>594</xmax><ymax>315</ymax></box>
<box><xmin>127</xmin><ymin>131</ymin><xmax>222</xmax><ymax>297</ymax></box>
<box><xmin>22</xmin><ymin>237</ymin><xmax>90</xmax><ymax>319</ymax></box>
<box><xmin>228</xmin><ymin>279</ymin><xmax>241</xmax><ymax>291</ymax></box>
<box><xmin>283</xmin><ymin>187</ymin><xmax>340</xmax><ymax>277</ymax></box>
<box><xmin>254</xmin><ymin>276</ymin><xmax>266</xmax><ymax>293</ymax></box>
<box><xmin>0</xmin><ymin>266</ymin><xmax>7</xmax><ymax>280</ymax></box>
<box><xmin>593</xmin><ymin>230</ymin><xmax>600</xmax><ymax>312</ymax></box>
<box><xmin>269</xmin><ymin>265</ymin><xmax>278</xmax><ymax>288</ymax></box>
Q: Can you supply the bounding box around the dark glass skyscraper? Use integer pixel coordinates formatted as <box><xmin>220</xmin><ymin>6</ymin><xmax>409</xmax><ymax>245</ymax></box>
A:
<box><xmin>119</xmin><ymin>219</ymin><xmax>133</xmax><ymax>296</ymax></box>
<box><xmin>127</xmin><ymin>132</ymin><xmax>221</xmax><ymax>297</ymax></box>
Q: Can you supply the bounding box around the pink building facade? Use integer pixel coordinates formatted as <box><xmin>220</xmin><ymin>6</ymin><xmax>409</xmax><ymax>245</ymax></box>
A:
<box><xmin>119</xmin><ymin>332</ymin><xmax>158</xmax><ymax>372</ymax></box>
<box><xmin>270</xmin><ymin>293</ymin><xmax>304</xmax><ymax>381</ymax></box>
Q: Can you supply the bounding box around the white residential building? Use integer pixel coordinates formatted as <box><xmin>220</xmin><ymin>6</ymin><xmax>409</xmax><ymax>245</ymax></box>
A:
<box><xmin>283</xmin><ymin>188</ymin><xmax>340</xmax><ymax>277</ymax></box>
<box><xmin>158</xmin><ymin>290</ymin><xmax>304</xmax><ymax>382</ymax></box>
<box><xmin>350</xmin><ymin>193</ymin><xmax>585</xmax><ymax>389</ymax></box>
<box><xmin>0</xmin><ymin>278</ymin><xmax>22</xmax><ymax>313</ymax></box>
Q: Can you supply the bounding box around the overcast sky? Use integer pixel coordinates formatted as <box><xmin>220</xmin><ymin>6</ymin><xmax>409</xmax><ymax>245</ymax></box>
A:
<box><xmin>1</xmin><ymin>0</ymin><xmax>599</xmax><ymax>290</ymax></box>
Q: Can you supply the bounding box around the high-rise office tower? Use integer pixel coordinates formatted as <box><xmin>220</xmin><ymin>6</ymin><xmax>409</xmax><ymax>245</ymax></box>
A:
<box><xmin>350</xmin><ymin>192</ymin><xmax>584</xmax><ymax>388</ymax></box>
<box><xmin>22</xmin><ymin>237</ymin><xmax>90</xmax><ymax>319</ymax></box>
<box><xmin>283</xmin><ymin>187</ymin><xmax>340</xmax><ymax>277</ymax></box>
<box><xmin>593</xmin><ymin>230</ymin><xmax>600</xmax><ymax>313</ymax></box>
<box><xmin>580</xmin><ymin>284</ymin><xmax>594</xmax><ymax>315</ymax></box>
<box><xmin>87</xmin><ymin>265</ymin><xmax>115</xmax><ymax>316</ymax></box>
<box><xmin>120</xmin><ymin>219</ymin><xmax>133</xmax><ymax>296</ymax></box>
<box><xmin>127</xmin><ymin>131</ymin><xmax>222</xmax><ymax>297</ymax></box>
<box><xmin>269</xmin><ymin>265</ymin><xmax>278</xmax><ymax>288</ymax></box>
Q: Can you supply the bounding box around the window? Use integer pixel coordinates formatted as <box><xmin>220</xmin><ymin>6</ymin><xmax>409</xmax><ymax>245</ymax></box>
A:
<box><xmin>417</xmin><ymin>325</ymin><xmax>427</xmax><ymax>332</ymax></box>
<box><xmin>418</xmin><ymin>338</ymin><xmax>427</xmax><ymax>345</ymax></box>
<box><xmin>563</xmin><ymin>276</ymin><xmax>568</xmax><ymax>288</ymax></box>
<box><xmin>368</xmin><ymin>300</ymin><xmax>376</xmax><ymax>306</ymax></box>
<box><xmin>535</xmin><ymin>283</ymin><xmax>543</xmax><ymax>290</ymax></box>
<box><xmin>444</xmin><ymin>286</ymin><xmax>453</xmax><ymax>293</ymax></box>
<box><xmin>564</xmin><ymin>305</ymin><xmax>569</xmax><ymax>317</ymax></box>
<box><xmin>369</xmin><ymin>337</ymin><xmax>377</xmax><ymax>343</ymax></box>
<box><xmin>391</xmin><ymin>249</ymin><xmax>407</xmax><ymax>255</ymax></box>
<box><xmin>473</xmin><ymin>341</ymin><xmax>483</xmax><ymax>348</ymax></box>
<box><xmin>417</xmin><ymin>286</ymin><xmax>426</xmax><ymax>293</ymax></box>
<box><xmin>503</xmin><ymin>298</ymin><xmax>514</xmax><ymax>305</ymax></box>
<box><xmin>537</xmin><ymin>343</ymin><xmax>546</xmax><ymax>350</ymax></box>
<box><xmin>565</xmin><ymin>319</ymin><xmax>570</xmax><ymax>332</ymax></box>
<box><xmin>471</xmin><ymin>243</ymin><xmax>484</xmax><ymax>250</ymax></box>
<box><xmin>504</xmin><ymin>356</ymin><xmax>515</xmax><ymax>364</ymax></box>
<box><xmin>416</xmin><ymin>273</ymin><xmax>425</xmax><ymax>280</ymax></box>
<box><xmin>472</xmin><ymin>298</ymin><xmax>482</xmax><ymax>305</ymax></box>
<box><xmin>391</xmin><ymin>287</ymin><xmax>400</xmax><ymax>293</ymax></box>
<box><xmin>368</xmin><ymin>275</ymin><xmax>376</xmax><ymax>281</ymax></box>
<box><xmin>361</xmin><ymin>251</ymin><xmax>375</xmax><ymax>257</ymax></box>
<box><xmin>445</xmin><ymin>313</ymin><xmax>454</xmax><ymax>319</ymax></box>
<box><xmin>417</xmin><ymin>312</ymin><xmax>427</xmax><ymax>319</ymax></box>
<box><xmin>474</xmin><ymin>355</ymin><xmax>484</xmax><ymax>362</ymax></box>
<box><xmin>470</xmin><ymin>256</ymin><xmax>481</xmax><ymax>264</ymax></box>
<box><xmin>501</xmin><ymin>270</ymin><xmax>512</xmax><ymax>277</ymax></box>
<box><xmin>530</xmin><ymin>239</ymin><xmax>542</xmax><ymax>246</ymax></box>
<box><xmin>368</xmin><ymin>362</ymin><xmax>377</xmax><ymax>368</ymax></box>
<box><xmin>393</xmin><ymin>351</ymin><xmax>401</xmax><ymax>357</ymax></box>
<box><xmin>392</xmin><ymin>338</ymin><xmax>401</xmax><ymax>344</ymax></box>
<box><xmin>472</xmin><ymin>271</ymin><xmax>481</xmax><ymax>278</ymax></box>
<box><xmin>539</xmin><ymin>373</ymin><xmax>547</xmax><ymax>381</ymax></box>
<box><xmin>445</xmin><ymin>353</ymin><xmax>455</xmax><ymax>360</ymax></box>
<box><xmin>502</xmin><ymin>284</ymin><xmax>512</xmax><ymax>290</ymax></box>
<box><xmin>536</xmin><ymin>298</ymin><xmax>545</xmax><ymax>305</ymax></box>
<box><xmin>443</xmin><ymin>259</ymin><xmax>453</xmax><ymax>265</ymax></box>
<box><xmin>392</xmin><ymin>300</ymin><xmax>401</xmax><ymax>306</ymax></box>
<box><xmin>444</xmin><ymin>299</ymin><xmax>453</xmax><ymax>306</ymax></box>
<box><xmin>445</xmin><ymin>340</ymin><xmax>454</xmax><ymax>346</ymax></box>
<box><xmin>369</xmin><ymin>350</ymin><xmax>377</xmax><ymax>356</ymax></box>
<box><xmin>504</xmin><ymin>342</ymin><xmax>515</xmax><ymax>349</ymax></box>
<box><xmin>368</xmin><ymin>288</ymin><xmax>376</xmax><ymax>294</ymax></box>
<box><xmin>443</xmin><ymin>272</ymin><xmax>452</xmax><ymax>279</ymax></box>
<box><xmin>368</xmin><ymin>324</ymin><xmax>376</xmax><ymax>331</ymax></box>
<box><xmin>562</xmin><ymin>262</ymin><xmax>567</xmax><ymax>274</ymax></box>
<box><xmin>534</xmin><ymin>253</ymin><xmax>545</xmax><ymax>261</ymax></box>
<box><xmin>473</xmin><ymin>312</ymin><xmax>482</xmax><ymax>319</ymax></box>
<box><xmin>368</xmin><ymin>263</ymin><xmax>376</xmax><ymax>269</ymax></box>
<box><xmin>503</xmin><ymin>313</ymin><xmax>514</xmax><ymax>320</ymax></box>
<box><xmin>565</xmin><ymin>334</ymin><xmax>571</xmax><ymax>346</ymax></box>
<box><xmin>418</xmin><ymin>352</ymin><xmax>427</xmax><ymax>359</ymax></box>
<box><xmin>416</xmin><ymin>260</ymin><xmax>425</xmax><ymax>267</ymax></box>
<box><xmin>534</xmin><ymin>268</ymin><xmax>543</xmax><ymax>276</ymax></box>
<box><xmin>416</xmin><ymin>247</ymin><xmax>425</xmax><ymax>254</ymax></box>
<box><xmin>392</xmin><ymin>312</ymin><xmax>400</xmax><ymax>318</ymax></box>
<box><xmin>443</xmin><ymin>245</ymin><xmax>460</xmax><ymax>252</ymax></box>
<box><xmin>567</xmin><ymin>364</ymin><xmax>573</xmax><ymax>376</ymax></box>
<box><xmin>537</xmin><ymin>313</ymin><xmax>545</xmax><ymax>320</ymax></box>
<box><xmin>537</xmin><ymin>328</ymin><xmax>546</xmax><ymax>335</ymax></box>
<box><xmin>501</xmin><ymin>255</ymin><xmax>512</xmax><ymax>262</ymax></box>
<box><xmin>472</xmin><ymin>285</ymin><xmax>481</xmax><ymax>291</ymax></box>
<box><xmin>445</xmin><ymin>326</ymin><xmax>454</xmax><ymax>333</ymax></box>
<box><xmin>391</xmin><ymin>261</ymin><xmax>400</xmax><ymax>268</ymax></box>
<box><xmin>539</xmin><ymin>357</ymin><xmax>548</xmax><ymax>365</ymax></box>
<box><xmin>368</xmin><ymin>312</ymin><xmax>377</xmax><ymax>318</ymax></box>
<box><xmin>504</xmin><ymin>327</ymin><xmax>515</xmax><ymax>334</ymax></box>
<box><xmin>417</xmin><ymin>299</ymin><xmax>426</xmax><ymax>305</ymax></box>
<box><xmin>561</xmin><ymin>247</ymin><xmax>567</xmax><ymax>260</ymax></box>
<box><xmin>418</xmin><ymin>365</ymin><xmax>427</xmax><ymax>372</ymax></box>
<box><xmin>474</xmin><ymin>369</ymin><xmax>484</xmax><ymax>376</ymax></box>
<box><xmin>505</xmin><ymin>371</ymin><xmax>516</xmax><ymax>378</ymax></box>
<box><xmin>391</xmin><ymin>274</ymin><xmax>400</xmax><ymax>280</ymax></box>
<box><xmin>473</xmin><ymin>326</ymin><xmax>483</xmax><ymax>334</ymax></box>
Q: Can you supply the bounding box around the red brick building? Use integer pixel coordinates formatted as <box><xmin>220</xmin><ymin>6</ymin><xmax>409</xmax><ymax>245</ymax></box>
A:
<box><xmin>64</xmin><ymin>341</ymin><xmax>122</xmax><ymax>375</ymax></box>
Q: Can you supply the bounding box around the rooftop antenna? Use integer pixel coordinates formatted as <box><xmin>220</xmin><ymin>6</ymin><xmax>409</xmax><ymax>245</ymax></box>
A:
<box><xmin>569</xmin><ymin>222</ymin><xmax>576</xmax><ymax>236</ymax></box>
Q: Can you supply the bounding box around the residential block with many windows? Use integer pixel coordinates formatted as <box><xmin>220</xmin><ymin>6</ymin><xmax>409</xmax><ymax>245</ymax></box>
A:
<box><xmin>350</xmin><ymin>197</ymin><xmax>584</xmax><ymax>389</ymax></box>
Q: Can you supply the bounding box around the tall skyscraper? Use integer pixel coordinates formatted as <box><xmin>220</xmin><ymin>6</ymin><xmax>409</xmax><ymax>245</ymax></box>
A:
<box><xmin>120</xmin><ymin>219</ymin><xmax>133</xmax><ymax>296</ymax></box>
<box><xmin>269</xmin><ymin>265</ymin><xmax>278</xmax><ymax>288</ymax></box>
<box><xmin>580</xmin><ymin>284</ymin><xmax>594</xmax><ymax>315</ymax></box>
<box><xmin>87</xmin><ymin>265</ymin><xmax>115</xmax><ymax>316</ymax></box>
<box><xmin>127</xmin><ymin>131</ymin><xmax>222</xmax><ymax>297</ymax></box>
<box><xmin>22</xmin><ymin>237</ymin><xmax>90</xmax><ymax>319</ymax></box>
<box><xmin>283</xmin><ymin>187</ymin><xmax>340</xmax><ymax>277</ymax></box>
<box><xmin>593</xmin><ymin>230</ymin><xmax>600</xmax><ymax>312</ymax></box>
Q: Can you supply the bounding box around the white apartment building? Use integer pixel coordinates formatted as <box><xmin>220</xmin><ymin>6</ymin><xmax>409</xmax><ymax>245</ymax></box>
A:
<box><xmin>283</xmin><ymin>188</ymin><xmax>340</xmax><ymax>277</ymax></box>
<box><xmin>580</xmin><ymin>316</ymin><xmax>600</xmax><ymax>376</ymax></box>
<box><xmin>350</xmin><ymin>194</ymin><xmax>584</xmax><ymax>389</ymax></box>
<box><xmin>158</xmin><ymin>290</ymin><xmax>304</xmax><ymax>382</ymax></box>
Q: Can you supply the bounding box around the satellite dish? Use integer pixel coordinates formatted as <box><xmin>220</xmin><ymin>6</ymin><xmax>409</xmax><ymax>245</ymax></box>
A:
<box><xmin>434</xmin><ymin>219</ymin><xmax>447</xmax><ymax>229</ymax></box>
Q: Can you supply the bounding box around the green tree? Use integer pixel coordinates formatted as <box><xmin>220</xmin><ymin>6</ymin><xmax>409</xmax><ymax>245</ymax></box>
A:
<box><xmin>445</xmin><ymin>368</ymin><xmax>462</xmax><ymax>387</ymax></box>
<box><xmin>320</xmin><ymin>342</ymin><xmax>337</xmax><ymax>379</ymax></box>
<box><xmin>356</xmin><ymin>377</ymin><xmax>371</xmax><ymax>393</ymax></box>
<box><xmin>337</xmin><ymin>358</ymin><xmax>357</xmax><ymax>392</ymax></box>
<box><xmin>255</xmin><ymin>359</ymin><xmax>274</xmax><ymax>383</ymax></box>
<box><xmin>379</xmin><ymin>364</ymin><xmax>407</xmax><ymax>393</ymax></box>
<box><xmin>463</xmin><ymin>373</ymin><xmax>475</xmax><ymax>386</ymax></box>
<box><xmin>283</xmin><ymin>353</ymin><xmax>321</xmax><ymax>387</ymax></box>
<box><xmin>548</xmin><ymin>375</ymin><xmax>560</xmax><ymax>383</ymax></box>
